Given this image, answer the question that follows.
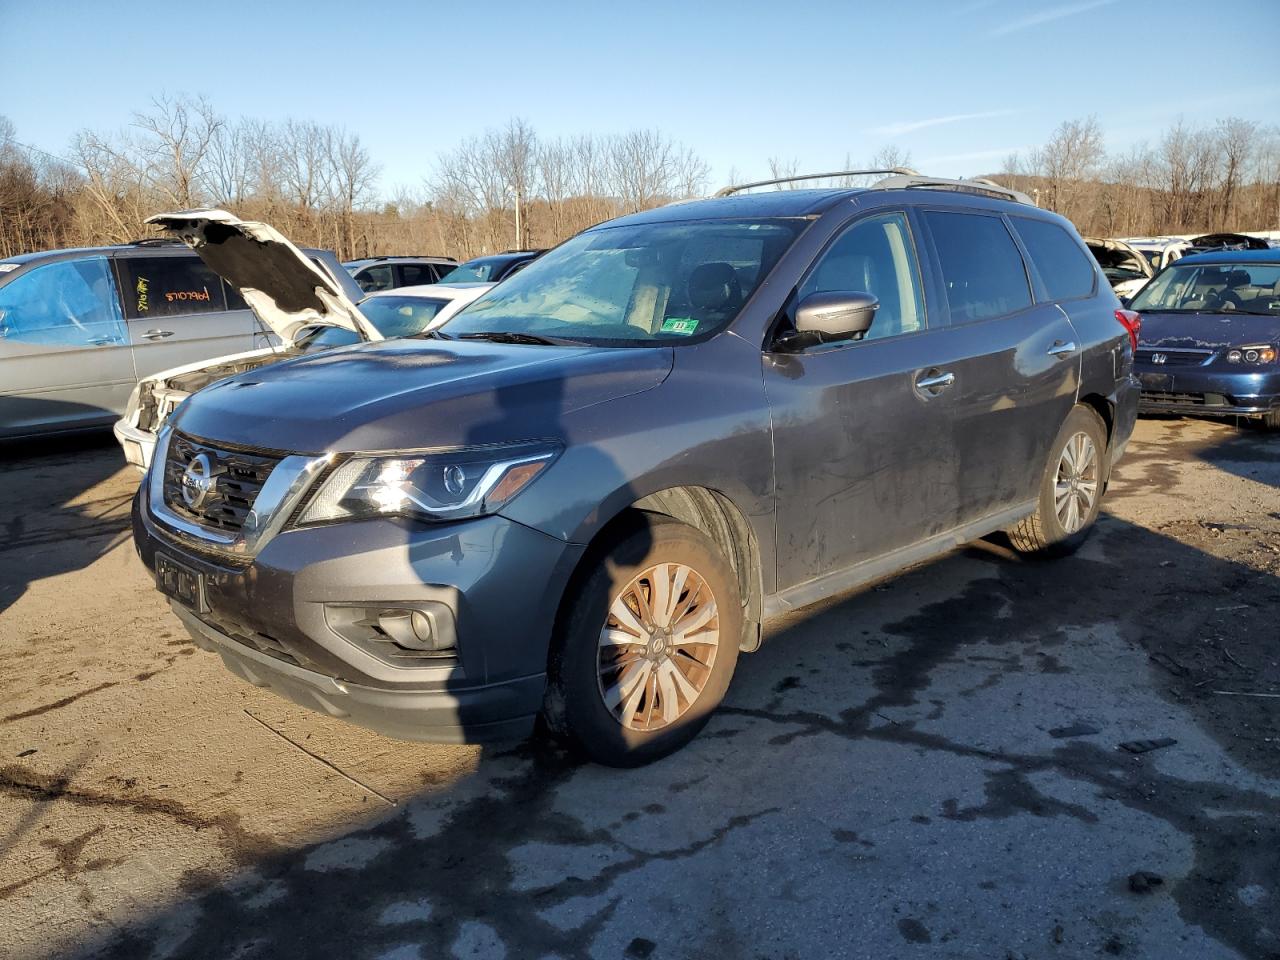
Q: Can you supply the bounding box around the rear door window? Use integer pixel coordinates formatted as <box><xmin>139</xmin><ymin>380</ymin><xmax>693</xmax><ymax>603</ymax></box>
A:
<box><xmin>397</xmin><ymin>263</ymin><xmax>438</xmax><ymax>286</ymax></box>
<box><xmin>925</xmin><ymin>211</ymin><xmax>1032</xmax><ymax>323</ymax></box>
<box><xmin>1012</xmin><ymin>217</ymin><xmax>1097</xmax><ymax>301</ymax></box>
<box><xmin>118</xmin><ymin>256</ymin><xmax>229</xmax><ymax>319</ymax></box>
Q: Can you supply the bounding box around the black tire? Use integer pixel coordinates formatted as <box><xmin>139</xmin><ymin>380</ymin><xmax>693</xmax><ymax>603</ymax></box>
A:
<box><xmin>1008</xmin><ymin>405</ymin><xmax>1108</xmax><ymax>556</ymax></box>
<box><xmin>543</xmin><ymin>514</ymin><xmax>742</xmax><ymax>767</ymax></box>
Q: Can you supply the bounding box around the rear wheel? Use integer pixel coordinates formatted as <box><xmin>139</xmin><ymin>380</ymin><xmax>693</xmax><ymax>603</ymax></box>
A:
<box><xmin>1008</xmin><ymin>405</ymin><xmax>1108</xmax><ymax>556</ymax></box>
<box><xmin>544</xmin><ymin>515</ymin><xmax>741</xmax><ymax>767</ymax></box>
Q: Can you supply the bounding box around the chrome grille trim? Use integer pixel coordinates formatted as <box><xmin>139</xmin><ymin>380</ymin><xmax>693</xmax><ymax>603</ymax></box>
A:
<box><xmin>147</xmin><ymin>426</ymin><xmax>332</xmax><ymax>558</ymax></box>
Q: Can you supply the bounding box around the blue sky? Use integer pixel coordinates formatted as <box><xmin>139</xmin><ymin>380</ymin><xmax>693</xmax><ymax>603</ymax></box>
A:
<box><xmin>3</xmin><ymin>0</ymin><xmax>1278</xmax><ymax>196</ymax></box>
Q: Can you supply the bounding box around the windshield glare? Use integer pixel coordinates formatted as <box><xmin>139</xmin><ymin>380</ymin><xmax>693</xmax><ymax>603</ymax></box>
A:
<box><xmin>445</xmin><ymin>219</ymin><xmax>804</xmax><ymax>345</ymax></box>
<box><xmin>1130</xmin><ymin>262</ymin><xmax>1280</xmax><ymax>315</ymax></box>
<box><xmin>438</xmin><ymin>260</ymin><xmax>498</xmax><ymax>284</ymax></box>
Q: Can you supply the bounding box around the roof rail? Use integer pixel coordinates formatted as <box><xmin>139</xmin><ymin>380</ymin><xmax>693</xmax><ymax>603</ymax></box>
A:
<box><xmin>128</xmin><ymin>237</ymin><xmax>186</xmax><ymax>247</ymax></box>
<box><xmin>871</xmin><ymin>174</ymin><xmax>1034</xmax><ymax>205</ymax></box>
<box><xmin>356</xmin><ymin>254</ymin><xmax>457</xmax><ymax>262</ymax></box>
<box><xmin>713</xmin><ymin>168</ymin><xmax>918</xmax><ymax>198</ymax></box>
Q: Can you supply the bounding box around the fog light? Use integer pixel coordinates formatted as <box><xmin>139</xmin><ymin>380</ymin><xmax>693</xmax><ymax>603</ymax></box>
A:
<box><xmin>378</xmin><ymin>609</ymin><xmax>448</xmax><ymax>651</ymax></box>
<box><xmin>324</xmin><ymin>601</ymin><xmax>458</xmax><ymax>663</ymax></box>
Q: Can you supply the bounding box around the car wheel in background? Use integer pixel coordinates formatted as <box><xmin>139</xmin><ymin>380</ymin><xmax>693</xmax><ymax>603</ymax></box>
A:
<box><xmin>1008</xmin><ymin>404</ymin><xmax>1108</xmax><ymax>557</ymax></box>
<box><xmin>543</xmin><ymin>514</ymin><xmax>741</xmax><ymax>767</ymax></box>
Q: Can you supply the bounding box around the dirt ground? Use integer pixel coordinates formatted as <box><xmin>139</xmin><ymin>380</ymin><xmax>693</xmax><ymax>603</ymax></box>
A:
<box><xmin>1</xmin><ymin>416</ymin><xmax>1278</xmax><ymax>960</ymax></box>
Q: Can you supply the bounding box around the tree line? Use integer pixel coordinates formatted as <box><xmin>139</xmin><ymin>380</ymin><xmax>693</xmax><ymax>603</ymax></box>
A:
<box><xmin>1</xmin><ymin>99</ymin><xmax>1277</xmax><ymax>263</ymax></box>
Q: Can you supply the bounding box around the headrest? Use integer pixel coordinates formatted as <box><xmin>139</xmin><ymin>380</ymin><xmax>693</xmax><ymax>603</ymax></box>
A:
<box><xmin>688</xmin><ymin>262</ymin><xmax>742</xmax><ymax>312</ymax></box>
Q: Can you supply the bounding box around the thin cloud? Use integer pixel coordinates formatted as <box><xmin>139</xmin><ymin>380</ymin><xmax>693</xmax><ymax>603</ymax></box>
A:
<box><xmin>869</xmin><ymin>109</ymin><xmax>1020</xmax><ymax>139</ymax></box>
<box><xmin>919</xmin><ymin>146</ymin><xmax>1031</xmax><ymax>169</ymax></box>
<box><xmin>991</xmin><ymin>0</ymin><xmax>1118</xmax><ymax>36</ymax></box>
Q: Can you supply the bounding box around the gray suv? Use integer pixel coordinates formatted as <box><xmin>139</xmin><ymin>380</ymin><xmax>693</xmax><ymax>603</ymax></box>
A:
<box><xmin>0</xmin><ymin>240</ymin><xmax>360</xmax><ymax>440</ymax></box>
<box><xmin>132</xmin><ymin>173</ymin><xmax>1141</xmax><ymax>765</ymax></box>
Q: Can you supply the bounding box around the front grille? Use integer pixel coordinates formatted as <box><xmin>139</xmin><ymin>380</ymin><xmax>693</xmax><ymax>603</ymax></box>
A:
<box><xmin>162</xmin><ymin>433</ymin><xmax>282</xmax><ymax>532</ymax></box>
<box><xmin>1143</xmin><ymin>391</ymin><xmax>1206</xmax><ymax>406</ymax></box>
<box><xmin>1136</xmin><ymin>348</ymin><xmax>1213</xmax><ymax>367</ymax></box>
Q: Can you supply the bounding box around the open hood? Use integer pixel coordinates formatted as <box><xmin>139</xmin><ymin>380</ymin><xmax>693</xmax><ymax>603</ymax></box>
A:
<box><xmin>144</xmin><ymin>209</ymin><xmax>383</xmax><ymax>345</ymax></box>
<box><xmin>1086</xmin><ymin>238</ymin><xmax>1153</xmax><ymax>283</ymax></box>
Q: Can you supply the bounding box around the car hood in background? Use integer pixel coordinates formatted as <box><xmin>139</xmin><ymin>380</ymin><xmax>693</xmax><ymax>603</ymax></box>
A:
<box><xmin>1138</xmin><ymin>311</ymin><xmax>1280</xmax><ymax>349</ymax></box>
<box><xmin>171</xmin><ymin>339</ymin><xmax>674</xmax><ymax>453</ymax></box>
<box><xmin>1086</xmin><ymin>237</ymin><xmax>1153</xmax><ymax>281</ymax></box>
<box><xmin>145</xmin><ymin>209</ymin><xmax>383</xmax><ymax>345</ymax></box>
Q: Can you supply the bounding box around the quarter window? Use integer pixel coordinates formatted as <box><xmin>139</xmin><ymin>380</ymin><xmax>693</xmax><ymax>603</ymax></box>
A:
<box><xmin>798</xmin><ymin>212</ymin><xmax>926</xmax><ymax>340</ymax></box>
<box><xmin>1012</xmin><ymin>217</ymin><xmax>1096</xmax><ymax>301</ymax></box>
<box><xmin>119</xmin><ymin>256</ymin><xmax>229</xmax><ymax>319</ymax></box>
<box><xmin>0</xmin><ymin>257</ymin><xmax>126</xmax><ymax>346</ymax></box>
<box><xmin>925</xmin><ymin>211</ymin><xmax>1032</xmax><ymax>323</ymax></box>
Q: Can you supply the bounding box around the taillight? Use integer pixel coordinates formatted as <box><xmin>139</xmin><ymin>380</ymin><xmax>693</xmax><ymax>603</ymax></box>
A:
<box><xmin>1115</xmin><ymin>309</ymin><xmax>1141</xmax><ymax>354</ymax></box>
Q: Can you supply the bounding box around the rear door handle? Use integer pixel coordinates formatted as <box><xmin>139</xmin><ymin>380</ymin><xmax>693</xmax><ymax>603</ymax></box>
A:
<box><xmin>141</xmin><ymin>329</ymin><xmax>175</xmax><ymax>341</ymax></box>
<box><xmin>1047</xmin><ymin>340</ymin><xmax>1077</xmax><ymax>357</ymax></box>
<box><xmin>915</xmin><ymin>370</ymin><xmax>956</xmax><ymax>396</ymax></box>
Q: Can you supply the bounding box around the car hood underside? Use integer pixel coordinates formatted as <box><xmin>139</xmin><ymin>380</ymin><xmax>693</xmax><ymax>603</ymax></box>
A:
<box><xmin>145</xmin><ymin>209</ymin><xmax>382</xmax><ymax>345</ymax></box>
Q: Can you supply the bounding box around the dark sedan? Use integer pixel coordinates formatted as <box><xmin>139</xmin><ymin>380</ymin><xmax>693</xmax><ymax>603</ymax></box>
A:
<box><xmin>1131</xmin><ymin>249</ymin><xmax>1280</xmax><ymax>428</ymax></box>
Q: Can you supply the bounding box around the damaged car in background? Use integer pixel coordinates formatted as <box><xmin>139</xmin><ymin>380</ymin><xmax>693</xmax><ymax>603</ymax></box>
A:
<box><xmin>114</xmin><ymin>210</ymin><xmax>491</xmax><ymax>470</ymax></box>
<box><xmin>1086</xmin><ymin>237</ymin><xmax>1153</xmax><ymax>301</ymax></box>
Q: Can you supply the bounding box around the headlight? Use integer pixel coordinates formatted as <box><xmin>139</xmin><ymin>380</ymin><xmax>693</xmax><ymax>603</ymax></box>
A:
<box><xmin>1226</xmin><ymin>346</ymin><xmax>1276</xmax><ymax>364</ymax></box>
<box><xmin>297</xmin><ymin>442</ymin><xmax>559</xmax><ymax>525</ymax></box>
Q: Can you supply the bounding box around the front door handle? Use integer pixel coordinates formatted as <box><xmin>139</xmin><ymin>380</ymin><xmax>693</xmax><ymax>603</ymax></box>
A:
<box><xmin>141</xmin><ymin>329</ymin><xmax>175</xmax><ymax>341</ymax></box>
<box><xmin>1047</xmin><ymin>340</ymin><xmax>1077</xmax><ymax>357</ymax></box>
<box><xmin>915</xmin><ymin>370</ymin><xmax>956</xmax><ymax>396</ymax></box>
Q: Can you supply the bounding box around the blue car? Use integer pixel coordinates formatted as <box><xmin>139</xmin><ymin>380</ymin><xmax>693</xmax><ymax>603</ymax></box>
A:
<box><xmin>1131</xmin><ymin>249</ymin><xmax>1280</xmax><ymax>428</ymax></box>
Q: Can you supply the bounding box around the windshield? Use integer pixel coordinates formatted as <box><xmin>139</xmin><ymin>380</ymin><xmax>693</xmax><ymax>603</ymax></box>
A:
<box><xmin>1130</xmin><ymin>262</ymin><xmax>1280</xmax><ymax>315</ymax></box>
<box><xmin>438</xmin><ymin>258</ymin><xmax>506</xmax><ymax>284</ymax></box>
<box><xmin>443</xmin><ymin>218</ymin><xmax>805</xmax><ymax>345</ymax></box>
<box><xmin>301</xmin><ymin>295</ymin><xmax>452</xmax><ymax>350</ymax></box>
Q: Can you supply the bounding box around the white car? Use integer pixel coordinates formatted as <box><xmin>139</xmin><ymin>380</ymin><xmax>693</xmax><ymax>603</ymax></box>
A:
<box><xmin>113</xmin><ymin>210</ymin><xmax>490</xmax><ymax>470</ymax></box>
<box><xmin>1085</xmin><ymin>237</ymin><xmax>1155</xmax><ymax>301</ymax></box>
<box><xmin>1120</xmin><ymin>236</ymin><xmax>1193</xmax><ymax>273</ymax></box>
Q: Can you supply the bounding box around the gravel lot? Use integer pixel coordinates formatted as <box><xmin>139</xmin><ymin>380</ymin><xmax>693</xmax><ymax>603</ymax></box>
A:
<box><xmin>2</xmin><ymin>417</ymin><xmax>1278</xmax><ymax>960</ymax></box>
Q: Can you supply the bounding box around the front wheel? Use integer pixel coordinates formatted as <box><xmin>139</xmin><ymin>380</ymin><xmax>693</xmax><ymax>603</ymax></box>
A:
<box><xmin>543</xmin><ymin>515</ymin><xmax>741</xmax><ymax>767</ymax></box>
<box><xmin>1008</xmin><ymin>405</ymin><xmax>1108</xmax><ymax>556</ymax></box>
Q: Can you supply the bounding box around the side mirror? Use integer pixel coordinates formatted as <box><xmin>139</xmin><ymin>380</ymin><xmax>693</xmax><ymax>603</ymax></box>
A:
<box><xmin>779</xmin><ymin>291</ymin><xmax>878</xmax><ymax>351</ymax></box>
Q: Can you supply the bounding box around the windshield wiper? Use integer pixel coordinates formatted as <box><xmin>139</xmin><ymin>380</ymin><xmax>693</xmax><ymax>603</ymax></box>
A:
<box><xmin>455</xmin><ymin>331</ymin><xmax>579</xmax><ymax>346</ymax></box>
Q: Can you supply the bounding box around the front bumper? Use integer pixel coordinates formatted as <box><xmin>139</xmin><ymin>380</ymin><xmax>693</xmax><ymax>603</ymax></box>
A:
<box><xmin>133</xmin><ymin>486</ymin><xmax>583</xmax><ymax>743</ymax></box>
<box><xmin>1136</xmin><ymin>366</ymin><xmax>1280</xmax><ymax>419</ymax></box>
<box><xmin>176</xmin><ymin>602</ymin><xmax>544</xmax><ymax>742</ymax></box>
<box><xmin>113</xmin><ymin>418</ymin><xmax>156</xmax><ymax>472</ymax></box>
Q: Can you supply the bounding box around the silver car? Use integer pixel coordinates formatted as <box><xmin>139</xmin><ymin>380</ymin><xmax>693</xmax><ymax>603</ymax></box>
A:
<box><xmin>0</xmin><ymin>239</ymin><xmax>361</xmax><ymax>441</ymax></box>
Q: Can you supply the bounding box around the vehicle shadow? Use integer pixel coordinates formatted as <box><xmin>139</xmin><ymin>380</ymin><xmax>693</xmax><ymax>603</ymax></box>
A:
<box><xmin>67</xmin><ymin>511</ymin><xmax>1279</xmax><ymax>960</ymax></box>
<box><xmin>1116</xmin><ymin>413</ymin><xmax>1280</xmax><ymax>492</ymax></box>
<box><xmin>0</xmin><ymin>429</ymin><xmax>134</xmax><ymax>616</ymax></box>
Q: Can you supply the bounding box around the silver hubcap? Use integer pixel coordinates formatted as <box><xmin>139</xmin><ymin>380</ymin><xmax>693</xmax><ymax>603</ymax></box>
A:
<box><xmin>596</xmin><ymin>562</ymin><xmax>719</xmax><ymax>732</ymax></box>
<box><xmin>1055</xmin><ymin>431</ymin><xmax>1098</xmax><ymax>534</ymax></box>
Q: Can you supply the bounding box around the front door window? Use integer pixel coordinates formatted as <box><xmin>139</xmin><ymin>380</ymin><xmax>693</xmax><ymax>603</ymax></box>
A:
<box><xmin>0</xmin><ymin>257</ymin><xmax>126</xmax><ymax>347</ymax></box>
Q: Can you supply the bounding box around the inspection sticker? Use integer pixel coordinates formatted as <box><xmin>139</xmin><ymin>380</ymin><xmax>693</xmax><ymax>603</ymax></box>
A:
<box><xmin>661</xmin><ymin>318</ymin><xmax>699</xmax><ymax>335</ymax></box>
